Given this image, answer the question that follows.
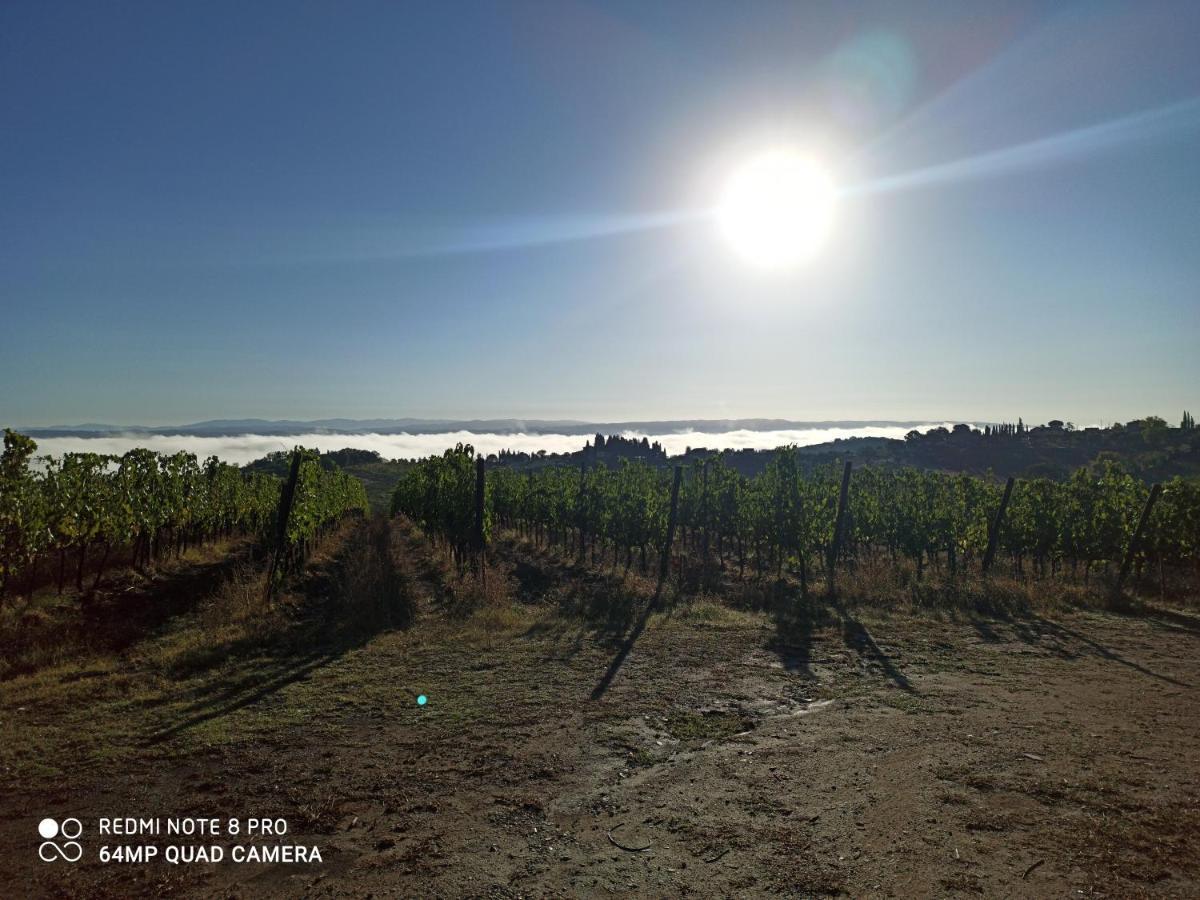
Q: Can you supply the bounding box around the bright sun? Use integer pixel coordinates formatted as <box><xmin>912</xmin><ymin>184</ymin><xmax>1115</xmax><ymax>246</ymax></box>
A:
<box><xmin>716</xmin><ymin>150</ymin><xmax>837</xmax><ymax>269</ymax></box>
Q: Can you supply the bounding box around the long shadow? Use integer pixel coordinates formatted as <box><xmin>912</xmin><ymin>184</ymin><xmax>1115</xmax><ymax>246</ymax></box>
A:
<box><xmin>3</xmin><ymin>544</ymin><xmax>260</xmax><ymax>678</ymax></box>
<box><xmin>145</xmin><ymin>517</ymin><xmax>413</xmax><ymax>743</ymax></box>
<box><xmin>145</xmin><ymin>651</ymin><xmax>340</xmax><ymax>743</ymax></box>
<box><xmin>589</xmin><ymin>596</ymin><xmax>658</xmax><ymax>701</ymax></box>
<box><xmin>524</xmin><ymin>623</ymin><xmax>588</xmax><ymax>662</ymax></box>
<box><xmin>1116</xmin><ymin>605</ymin><xmax>1200</xmax><ymax>638</ymax></box>
<box><xmin>5</xmin><ymin>545</ymin><xmax>286</xmax><ymax>685</ymax></box>
<box><xmin>1006</xmin><ymin>615</ymin><xmax>1075</xmax><ymax>656</ymax></box>
<box><xmin>831</xmin><ymin>596</ymin><xmax>916</xmax><ymax>693</ymax></box>
<box><xmin>510</xmin><ymin>550</ymin><xmax>640</xmax><ymax>661</ymax></box>
<box><xmin>1028</xmin><ymin>615</ymin><xmax>1190</xmax><ymax>687</ymax></box>
<box><xmin>589</xmin><ymin>575</ymin><xmax>668</xmax><ymax>701</ymax></box>
<box><xmin>742</xmin><ymin>576</ymin><xmax>915</xmax><ymax>688</ymax></box>
<box><xmin>590</xmin><ymin>572</ymin><xmax>920</xmax><ymax>698</ymax></box>
<box><xmin>961</xmin><ymin>607</ymin><xmax>1190</xmax><ymax>686</ymax></box>
<box><xmin>763</xmin><ymin>580</ymin><xmax>819</xmax><ymax>677</ymax></box>
<box><xmin>1150</xmin><ymin>607</ymin><xmax>1200</xmax><ymax>634</ymax></box>
<box><xmin>968</xmin><ymin>615</ymin><xmax>1003</xmax><ymax>643</ymax></box>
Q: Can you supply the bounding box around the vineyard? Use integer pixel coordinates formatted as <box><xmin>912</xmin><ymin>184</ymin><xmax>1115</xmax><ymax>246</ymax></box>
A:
<box><xmin>0</xmin><ymin>430</ymin><xmax>367</xmax><ymax>601</ymax></box>
<box><xmin>393</xmin><ymin>444</ymin><xmax>1200</xmax><ymax>596</ymax></box>
<box><xmin>8</xmin><ymin>425</ymin><xmax>1193</xmax><ymax>607</ymax></box>
<box><xmin>2</xmin><ymin>435</ymin><xmax>1199</xmax><ymax>898</ymax></box>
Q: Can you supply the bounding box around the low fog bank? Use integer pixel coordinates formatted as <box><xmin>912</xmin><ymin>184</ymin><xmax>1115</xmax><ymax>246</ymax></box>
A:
<box><xmin>25</xmin><ymin>424</ymin><xmax>966</xmax><ymax>466</ymax></box>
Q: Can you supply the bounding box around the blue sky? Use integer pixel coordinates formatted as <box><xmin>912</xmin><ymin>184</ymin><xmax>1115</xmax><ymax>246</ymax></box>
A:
<box><xmin>2</xmin><ymin>1</ymin><xmax>1197</xmax><ymax>427</ymax></box>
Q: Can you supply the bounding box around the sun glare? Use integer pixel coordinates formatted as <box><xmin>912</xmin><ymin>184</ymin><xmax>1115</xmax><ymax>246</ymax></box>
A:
<box><xmin>716</xmin><ymin>150</ymin><xmax>837</xmax><ymax>269</ymax></box>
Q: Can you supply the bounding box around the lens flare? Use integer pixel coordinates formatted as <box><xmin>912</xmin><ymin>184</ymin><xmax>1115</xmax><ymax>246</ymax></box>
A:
<box><xmin>846</xmin><ymin>96</ymin><xmax>1200</xmax><ymax>197</ymax></box>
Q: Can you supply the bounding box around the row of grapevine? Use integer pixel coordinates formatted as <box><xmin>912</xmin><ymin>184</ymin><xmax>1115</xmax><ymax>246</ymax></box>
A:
<box><xmin>0</xmin><ymin>430</ymin><xmax>367</xmax><ymax>601</ymax></box>
<box><xmin>275</xmin><ymin>448</ymin><xmax>370</xmax><ymax>576</ymax></box>
<box><xmin>391</xmin><ymin>446</ymin><xmax>1200</xmax><ymax>590</ymax></box>
<box><xmin>389</xmin><ymin>444</ymin><xmax>482</xmax><ymax>566</ymax></box>
<box><xmin>495</xmin><ymin>457</ymin><xmax>672</xmax><ymax>572</ymax></box>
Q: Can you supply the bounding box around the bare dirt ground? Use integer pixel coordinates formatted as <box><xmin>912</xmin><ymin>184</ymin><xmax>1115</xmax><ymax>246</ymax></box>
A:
<box><xmin>1</xmin><ymin>521</ymin><xmax>1198</xmax><ymax>898</ymax></box>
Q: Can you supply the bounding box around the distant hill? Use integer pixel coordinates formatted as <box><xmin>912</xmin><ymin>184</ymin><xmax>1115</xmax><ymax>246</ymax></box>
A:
<box><xmin>237</xmin><ymin>416</ymin><xmax>1198</xmax><ymax>517</ymax></box>
<box><xmin>243</xmin><ymin>448</ymin><xmax>410</xmax><ymax>513</ymax></box>
<box><xmin>487</xmin><ymin>416</ymin><xmax>1200</xmax><ymax>484</ymax></box>
<box><xmin>846</xmin><ymin>418</ymin><xmax>1200</xmax><ymax>482</ymax></box>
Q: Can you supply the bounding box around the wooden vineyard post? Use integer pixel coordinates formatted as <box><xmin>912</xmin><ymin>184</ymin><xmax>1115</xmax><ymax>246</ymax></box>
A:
<box><xmin>1117</xmin><ymin>483</ymin><xmax>1162</xmax><ymax>593</ymax></box>
<box><xmin>474</xmin><ymin>457</ymin><xmax>487</xmax><ymax>584</ymax></box>
<box><xmin>827</xmin><ymin>461</ymin><xmax>852</xmax><ymax>595</ymax></box>
<box><xmin>982</xmin><ymin>477</ymin><xmax>1015</xmax><ymax>574</ymax></box>
<box><xmin>578</xmin><ymin>450</ymin><xmax>588</xmax><ymax>557</ymax></box>
<box><xmin>658</xmin><ymin>465</ymin><xmax>683</xmax><ymax>597</ymax></box>
<box><xmin>700</xmin><ymin>460</ymin><xmax>711</xmax><ymax>580</ymax></box>
<box><xmin>526</xmin><ymin>469</ymin><xmax>534</xmax><ymax>543</ymax></box>
<box><xmin>264</xmin><ymin>448</ymin><xmax>303</xmax><ymax>602</ymax></box>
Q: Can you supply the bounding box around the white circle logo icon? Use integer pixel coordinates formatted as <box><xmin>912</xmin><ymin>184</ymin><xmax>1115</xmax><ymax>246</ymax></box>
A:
<box><xmin>38</xmin><ymin>817</ymin><xmax>83</xmax><ymax>862</ymax></box>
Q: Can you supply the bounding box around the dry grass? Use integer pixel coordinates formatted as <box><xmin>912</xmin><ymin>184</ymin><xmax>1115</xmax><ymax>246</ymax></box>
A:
<box><xmin>484</xmin><ymin>534</ymin><xmax>1137</xmax><ymax>625</ymax></box>
<box><xmin>669</xmin><ymin>597</ymin><xmax>760</xmax><ymax>628</ymax></box>
<box><xmin>142</xmin><ymin>563</ymin><xmax>287</xmax><ymax>676</ymax></box>
<box><xmin>334</xmin><ymin>516</ymin><xmax>414</xmax><ymax>633</ymax></box>
<box><xmin>0</xmin><ymin>517</ymin><xmax>416</xmax><ymax>783</ymax></box>
<box><xmin>0</xmin><ymin>518</ymin><xmax>403</xmax><ymax>686</ymax></box>
<box><xmin>450</xmin><ymin>601</ymin><xmax>543</xmax><ymax>651</ymax></box>
<box><xmin>399</xmin><ymin>523</ymin><xmax>520</xmax><ymax>620</ymax></box>
<box><xmin>0</xmin><ymin>539</ymin><xmax>252</xmax><ymax>680</ymax></box>
<box><xmin>837</xmin><ymin>561</ymin><xmax>1045</xmax><ymax>615</ymax></box>
<box><xmin>406</xmin><ymin>541</ymin><xmax>539</xmax><ymax>648</ymax></box>
<box><xmin>703</xmin><ymin>554</ymin><xmax>1120</xmax><ymax>621</ymax></box>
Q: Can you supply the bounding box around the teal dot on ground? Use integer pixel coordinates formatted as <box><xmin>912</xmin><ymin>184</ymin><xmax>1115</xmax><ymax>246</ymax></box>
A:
<box><xmin>417</xmin><ymin>695</ymin><xmax>427</xmax><ymax>706</ymax></box>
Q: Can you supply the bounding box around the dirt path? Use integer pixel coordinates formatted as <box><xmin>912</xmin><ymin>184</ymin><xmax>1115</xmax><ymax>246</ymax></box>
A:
<box><xmin>2</xmin><ymin>527</ymin><xmax>1198</xmax><ymax>898</ymax></box>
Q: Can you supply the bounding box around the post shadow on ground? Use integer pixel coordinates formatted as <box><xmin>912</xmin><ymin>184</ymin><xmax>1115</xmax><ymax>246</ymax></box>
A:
<box><xmin>829</xmin><ymin>595</ymin><xmax>916</xmax><ymax>693</ymax></box>
<box><xmin>1027</xmin><ymin>614</ymin><xmax>1190</xmax><ymax>687</ymax></box>
<box><xmin>766</xmin><ymin>586</ymin><xmax>1187</xmax><ymax>694</ymax></box>
<box><xmin>587</xmin><ymin>571</ymin><xmax>920</xmax><ymax>700</ymax></box>
<box><xmin>1114</xmin><ymin>604</ymin><xmax>1200</xmax><ymax>637</ymax></box>
<box><xmin>967</xmin><ymin>615</ymin><xmax>1003</xmax><ymax>643</ymax></box>
<box><xmin>145</xmin><ymin>650</ymin><xmax>342</xmax><ymax>744</ymax></box>
<box><xmin>961</xmin><ymin>601</ymin><xmax>1191</xmax><ymax>687</ymax></box>
<box><xmin>961</xmin><ymin>589</ymin><xmax>1037</xmax><ymax>645</ymax></box>
<box><xmin>763</xmin><ymin>580</ymin><xmax>822</xmax><ymax>677</ymax></box>
<box><xmin>588</xmin><ymin>586</ymin><xmax>664</xmax><ymax>701</ymax></box>
<box><xmin>512</xmin><ymin>552</ymin><xmax>643</xmax><ymax>662</ymax></box>
<box><xmin>758</xmin><ymin>576</ymin><xmax>914</xmax><ymax>692</ymax></box>
<box><xmin>586</xmin><ymin>561</ymin><xmax>1193</xmax><ymax>701</ymax></box>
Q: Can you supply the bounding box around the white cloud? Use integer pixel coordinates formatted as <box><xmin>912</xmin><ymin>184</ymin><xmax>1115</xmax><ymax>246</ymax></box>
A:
<box><xmin>27</xmin><ymin>423</ymin><xmax>966</xmax><ymax>466</ymax></box>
